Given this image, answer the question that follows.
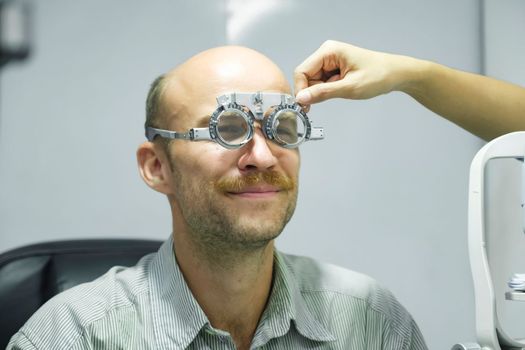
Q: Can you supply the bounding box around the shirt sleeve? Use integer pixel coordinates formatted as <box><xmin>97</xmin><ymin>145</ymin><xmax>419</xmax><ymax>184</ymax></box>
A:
<box><xmin>364</xmin><ymin>284</ymin><xmax>428</xmax><ymax>350</ymax></box>
<box><xmin>406</xmin><ymin>319</ymin><xmax>428</xmax><ymax>350</ymax></box>
<box><xmin>6</xmin><ymin>331</ymin><xmax>38</xmax><ymax>350</ymax></box>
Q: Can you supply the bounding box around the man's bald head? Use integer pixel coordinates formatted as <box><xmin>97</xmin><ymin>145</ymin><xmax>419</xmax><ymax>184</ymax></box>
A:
<box><xmin>145</xmin><ymin>46</ymin><xmax>290</xmax><ymax>132</ymax></box>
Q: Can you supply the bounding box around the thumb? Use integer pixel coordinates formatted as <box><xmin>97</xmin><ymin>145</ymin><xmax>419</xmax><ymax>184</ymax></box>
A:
<box><xmin>296</xmin><ymin>79</ymin><xmax>350</xmax><ymax>104</ymax></box>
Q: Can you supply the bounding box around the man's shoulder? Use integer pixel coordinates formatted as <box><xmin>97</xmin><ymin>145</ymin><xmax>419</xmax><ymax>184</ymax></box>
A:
<box><xmin>9</xmin><ymin>253</ymin><xmax>156</xmax><ymax>349</ymax></box>
<box><xmin>280</xmin><ymin>251</ymin><xmax>385</xmax><ymax>300</ymax></box>
<box><xmin>279</xmin><ymin>252</ymin><xmax>422</xmax><ymax>342</ymax></box>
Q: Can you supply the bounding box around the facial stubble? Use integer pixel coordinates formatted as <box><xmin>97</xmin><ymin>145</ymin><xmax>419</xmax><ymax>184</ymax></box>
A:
<box><xmin>170</xmin><ymin>161</ymin><xmax>298</xmax><ymax>261</ymax></box>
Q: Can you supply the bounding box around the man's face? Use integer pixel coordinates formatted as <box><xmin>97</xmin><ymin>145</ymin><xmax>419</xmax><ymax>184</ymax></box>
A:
<box><xmin>160</xmin><ymin>51</ymin><xmax>300</xmax><ymax>251</ymax></box>
<box><xmin>166</xmin><ymin>100</ymin><xmax>300</xmax><ymax>250</ymax></box>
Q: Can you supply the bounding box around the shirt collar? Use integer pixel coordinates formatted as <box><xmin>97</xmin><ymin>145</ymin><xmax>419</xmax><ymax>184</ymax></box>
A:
<box><xmin>253</xmin><ymin>250</ymin><xmax>336</xmax><ymax>346</ymax></box>
<box><xmin>148</xmin><ymin>236</ymin><xmax>209</xmax><ymax>349</ymax></box>
<box><xmin>148</xmin><ymin>237</ymin><xmax>336</xmax><ymax>348</ymax></box>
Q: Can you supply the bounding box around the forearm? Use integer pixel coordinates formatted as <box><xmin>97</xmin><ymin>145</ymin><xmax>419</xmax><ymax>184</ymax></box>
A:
<box><xmin>398</xmin><ymin>58</ymin><xmax>525</xmax><ymax>141</ymax></box>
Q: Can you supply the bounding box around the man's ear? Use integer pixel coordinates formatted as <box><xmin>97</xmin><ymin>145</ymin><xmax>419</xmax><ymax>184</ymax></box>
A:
<box><xmin>137</xmin><ymin>141</ymin><xmax>172</xmax><ymax>194</ymax></box>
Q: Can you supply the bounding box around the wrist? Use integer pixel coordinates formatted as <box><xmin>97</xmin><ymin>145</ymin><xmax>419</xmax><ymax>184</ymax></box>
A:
<box><xmin>392</xmin><ymin>55</ymin><xmax>434</xmax><ymax>97</ymax></box>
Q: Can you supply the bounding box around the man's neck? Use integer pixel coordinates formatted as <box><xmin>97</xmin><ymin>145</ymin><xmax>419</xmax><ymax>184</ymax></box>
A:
<box><xmin>173</xmin><ymin>230</ymin><xmax>275</xmax><ymax>350</ymax></box>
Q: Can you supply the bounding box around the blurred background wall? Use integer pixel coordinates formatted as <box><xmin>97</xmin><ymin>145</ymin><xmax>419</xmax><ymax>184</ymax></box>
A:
<box><xmin>1</xmin><ymin>0</ymin><xmax>524</xmax><ymax>348</ymax></box>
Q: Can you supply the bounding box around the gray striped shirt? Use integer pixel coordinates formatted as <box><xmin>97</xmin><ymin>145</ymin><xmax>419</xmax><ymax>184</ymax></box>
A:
<box><xmin>8</xmin><ymin>237</ymin><xmax>427</xmax><ymax>349</ymax></box>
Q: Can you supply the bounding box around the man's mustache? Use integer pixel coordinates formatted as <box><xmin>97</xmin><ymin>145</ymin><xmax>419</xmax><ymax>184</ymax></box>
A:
<box><xmin>214</xmin><ymin>171</ymin><xmax>296</xmax><ymax>193</ymax></box>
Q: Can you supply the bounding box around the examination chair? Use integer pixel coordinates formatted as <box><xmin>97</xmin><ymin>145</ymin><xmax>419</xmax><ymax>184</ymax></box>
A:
<box><xmin>0</xmin><ymin>239</ymin><xmax>162</xmax><ymax>348</ymax></box>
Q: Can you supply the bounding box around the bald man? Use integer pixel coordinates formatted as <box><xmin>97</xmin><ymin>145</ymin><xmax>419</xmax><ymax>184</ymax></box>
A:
<box><xmin>8</xmin><ymin>47</ymin><xmax>427</xmax><ymax>350</ymax></box>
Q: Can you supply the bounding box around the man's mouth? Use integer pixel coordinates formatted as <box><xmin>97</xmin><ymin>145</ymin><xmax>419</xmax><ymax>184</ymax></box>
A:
<box><xmin>227</xmin><ymin>185</ymin><xmax>281</xmax><ymax>198</ymax></box>
<box><xmin>214</xmin><ymin>170</ymin><xmax>296</xmax><ymax>198</ymax></box>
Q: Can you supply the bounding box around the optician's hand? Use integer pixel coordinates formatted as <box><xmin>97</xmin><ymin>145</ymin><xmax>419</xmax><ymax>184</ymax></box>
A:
<box><xmin>294</xmin><ymin>40</ymin><xmax>525</xmax><ymax>141</ymax></box>
<box><xmin>294</xmin><ymin>40</ymin><xmax>416</xmax><ymax>106</ymax></box>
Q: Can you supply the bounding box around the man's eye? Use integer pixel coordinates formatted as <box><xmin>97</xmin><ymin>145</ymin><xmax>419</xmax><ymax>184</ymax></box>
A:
<box><xmin>276</xmin><ymin>126</ymin><xmax>298</xmax><ymax>143</ymax></box>
<box><xmin>220</xmin><ymin>126</ymin><xmax>243</xmax><ymax>133</ymax></box>
<box><xmin>217</xmin><ymin>122</ymin><xmax>249</xmax><ymax>143</ymax></box>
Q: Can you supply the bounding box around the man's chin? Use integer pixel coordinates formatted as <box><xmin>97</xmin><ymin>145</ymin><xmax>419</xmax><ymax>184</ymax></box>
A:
<box><xmin>233</xmin><ymin>219</ymin><xmax>285</xmax><ymax>242</ymax></box>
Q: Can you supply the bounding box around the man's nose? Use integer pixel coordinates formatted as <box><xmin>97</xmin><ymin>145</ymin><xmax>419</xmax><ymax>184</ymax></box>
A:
<box><xmin>237</xmin><ymin>129</ymin><xmax>278</xmax><ymax>171</ymax></box>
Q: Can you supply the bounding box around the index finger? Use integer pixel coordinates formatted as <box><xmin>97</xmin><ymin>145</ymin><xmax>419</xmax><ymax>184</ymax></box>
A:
<box><xmin>293</xmin><ymin>45</ymin><xmax>328</xmax><ymax>95</ymax></box>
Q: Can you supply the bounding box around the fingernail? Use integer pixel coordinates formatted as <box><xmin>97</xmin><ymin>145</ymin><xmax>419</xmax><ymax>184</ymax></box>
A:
<box><xmin>295</xmin><ymin>90</ymin><xmax>311</xmax><ymax>104</ymax></box>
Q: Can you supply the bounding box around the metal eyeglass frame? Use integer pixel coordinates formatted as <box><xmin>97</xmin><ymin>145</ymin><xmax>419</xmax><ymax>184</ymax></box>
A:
<box><xmin>145</xmin><ymin>91</ymin><xmax>324</xmax><ymax>149</ymax></box>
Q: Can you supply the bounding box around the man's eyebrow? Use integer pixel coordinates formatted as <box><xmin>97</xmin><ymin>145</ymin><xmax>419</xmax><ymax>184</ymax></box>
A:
<box><xmin>195</xmin><ymin>115</ymin><xmax>210</xmax><ymax>127</ymax></box>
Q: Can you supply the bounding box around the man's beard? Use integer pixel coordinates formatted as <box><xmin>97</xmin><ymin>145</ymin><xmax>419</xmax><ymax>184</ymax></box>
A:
<box><xmin>172</xmin><ymin>168</ymin><xmax>298</xmax><ymax>256</ymax></box>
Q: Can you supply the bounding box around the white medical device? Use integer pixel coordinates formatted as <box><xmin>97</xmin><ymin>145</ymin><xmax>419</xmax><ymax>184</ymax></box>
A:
<box><xmin>453</xmin><ymin>131</ymin><xmax>525</xmax><ymax>350</ymax></box>
<box><xmin>522</xmin><ymin>159</ymin><xmax>525</xmax><ymax>235</ymax></box>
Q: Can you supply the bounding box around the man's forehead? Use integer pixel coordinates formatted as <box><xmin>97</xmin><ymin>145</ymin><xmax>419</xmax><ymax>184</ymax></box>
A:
<box><xmin>170</xmin><ymin>95</ymin><xmax>285</xmax><ymax>130</ymax></box>
<box><xmin>168</xmin><ymin>50</ymin><xmax>289</xmax><ymax>95</ymax></box>
<box><xmin>161</xmin><ymin>46</ymin><xmax>290</xmax><ymax>128</ymax></box>
<box><xmin>165</xmin><ymin>87</ymin><xmax>292</xmax><ymax>130</ymax></box>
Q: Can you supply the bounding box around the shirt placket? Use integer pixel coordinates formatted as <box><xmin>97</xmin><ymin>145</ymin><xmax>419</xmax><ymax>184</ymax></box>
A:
<box><xmin>197</xmin><ymin>324</ymin><xmax>237</xmax><ymax>350</ymax></box>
